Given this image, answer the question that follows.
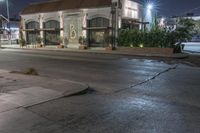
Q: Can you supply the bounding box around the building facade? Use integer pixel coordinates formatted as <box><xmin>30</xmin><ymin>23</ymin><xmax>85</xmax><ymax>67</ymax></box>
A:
<box><xmin>0</xmin><ymin>15</ymin><xmax>20</xmax><ymax>44</ymax></box>
<box><xmin>21</xmin><ymin>0</ymin><xmax>143</xmax><ymax>48</ymax></box>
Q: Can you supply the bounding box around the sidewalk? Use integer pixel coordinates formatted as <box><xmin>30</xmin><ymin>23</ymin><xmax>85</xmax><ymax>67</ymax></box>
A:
<box><xmin>1</xmin><ymin>44</ymin><xmax>189</xmax><ymax>59</ymax></box>
<box><xmin>0</xmin><ymin>69</ymin><xmax>89</xmax><ymax>132</ymax></box>
<box><xmin>0</xmin><ymin>68</ymin><xmax>88</xmax><ymax>109</ymax></box>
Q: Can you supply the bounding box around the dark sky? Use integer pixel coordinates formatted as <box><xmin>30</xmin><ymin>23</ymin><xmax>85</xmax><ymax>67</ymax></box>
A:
<box><xmin>0</xmin><ymin>0</ymin><xmax>200</xmax><ymax>17</ymax></box>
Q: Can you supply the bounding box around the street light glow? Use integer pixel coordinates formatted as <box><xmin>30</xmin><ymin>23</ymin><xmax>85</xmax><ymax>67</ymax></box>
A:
<box><xmin>147</xmin><ymin>4</ymin><xmax>153</xmax><ymax>10</ymax></box>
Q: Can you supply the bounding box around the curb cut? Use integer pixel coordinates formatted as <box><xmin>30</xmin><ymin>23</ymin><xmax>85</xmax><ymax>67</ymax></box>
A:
<box><xmin>23</xmin><ymin>85</ymin><xmax>90</xmax><ymax>108</ymax></box>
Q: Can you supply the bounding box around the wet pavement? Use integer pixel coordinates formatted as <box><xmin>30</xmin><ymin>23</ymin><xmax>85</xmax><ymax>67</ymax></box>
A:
<box><xmin>0</xmin><ymin>49</ymin><xmax>174</xmax><ymax>93</ymax></box>
<box><xmin>0</xmin><ymin>49</ymin><xmax>200</xmax><ymax>133</ymax></box>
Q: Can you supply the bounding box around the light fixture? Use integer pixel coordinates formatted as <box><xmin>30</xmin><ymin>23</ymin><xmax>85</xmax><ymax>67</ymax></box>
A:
<box><xmin>147</xmin><ymin>3</ymin><xmax>153</xmax><ymax>10</ymax></box>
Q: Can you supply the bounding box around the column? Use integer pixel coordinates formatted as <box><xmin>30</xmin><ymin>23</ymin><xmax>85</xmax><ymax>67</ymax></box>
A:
<box><xmin>21</xmin><ymin>18</ymin><xmax>26</xmax><ymax>41</ymax></box>
<box><xmin>59</xmin><ymin>11</ymin><xmax>64</xmax><ymax>45</ymax></box>
<box><xmin>39</xmin><ymin>14</ymin><xmax>44</xmax><ymax>45</ymax></box>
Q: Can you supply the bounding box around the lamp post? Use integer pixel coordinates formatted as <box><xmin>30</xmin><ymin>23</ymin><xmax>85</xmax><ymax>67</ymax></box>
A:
<box><xmin>0</xmin><ymin>0</ymin><xmax>10</xmax><ymax>45</ymax></box>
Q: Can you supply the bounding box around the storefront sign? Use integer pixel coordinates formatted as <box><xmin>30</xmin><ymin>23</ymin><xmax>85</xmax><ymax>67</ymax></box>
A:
<box><xmin>70</xmin><ymin>24</ymin><xmax>77</xmax><ymax>40</ymax></box>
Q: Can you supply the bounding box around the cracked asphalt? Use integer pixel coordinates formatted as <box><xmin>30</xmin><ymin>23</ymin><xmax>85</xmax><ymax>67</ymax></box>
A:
<box><xmin>0</xmin><ymin>49</ymin><xmax>200</xmax><ymax>133</ymax></box>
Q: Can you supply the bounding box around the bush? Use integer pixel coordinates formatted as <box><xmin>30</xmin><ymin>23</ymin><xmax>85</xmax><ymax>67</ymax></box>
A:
<box><xmin>117</xmin><ymin>28</ymin><xmax>180</xmax><ymax>48</ymax></box>
<box><xmin>19</xmin><ymin>38</ymin><xmax>26</xmax><ymax>47</ymax></box>
<box><xmin>36</xmin><ymin>36</ymin><xmax>43</xmax><ymax>44</ymax></box>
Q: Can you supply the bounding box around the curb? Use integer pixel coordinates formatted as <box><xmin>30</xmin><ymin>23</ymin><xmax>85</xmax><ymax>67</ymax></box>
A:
<box><xmin>1</xmin><ymin>47</ymin><xmax>189</xmax><ymax>59</ymax></box>
<box><xmin>24</xmin><ymin>85</ymin><xmax>90</xmax><ymax>108</ymax></box>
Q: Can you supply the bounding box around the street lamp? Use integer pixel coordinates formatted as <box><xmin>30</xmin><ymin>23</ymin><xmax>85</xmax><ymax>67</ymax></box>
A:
<box><xmin>147</xmin><ymin>4</ymin><xmax>153</xmax><ymax>10</ymax></box>
<box><xmin>0</xmin><ymin>0</ymin><xmax>10</xmax><ymax>45</ymax></box>
<box><xmin>145</xmin><ymin>3</ymin><xmax>154</xmax><ymax>29</ymax></box>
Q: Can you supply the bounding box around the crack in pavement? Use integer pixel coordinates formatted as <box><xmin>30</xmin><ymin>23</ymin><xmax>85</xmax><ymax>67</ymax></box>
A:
<box><xmin>114</xmin><ymin>64</ymin><xmax>179</xmax><ymax>94</ymax></box>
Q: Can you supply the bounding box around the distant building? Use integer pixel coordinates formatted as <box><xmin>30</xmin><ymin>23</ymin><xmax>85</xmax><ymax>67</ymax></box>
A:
<box><xmin>20</xmin><ymin>0</ymin><xmax>145</xmax><ymax>48</ymax></box>
<box><xmin>0</xmin><ymin>15</ymin><xmax>20</xmax><ymax>44</ymax></box>
<box><xmin>158</xmin><ymin>15</ymin><xmax>200</xmax><ymax>42</ymax></box>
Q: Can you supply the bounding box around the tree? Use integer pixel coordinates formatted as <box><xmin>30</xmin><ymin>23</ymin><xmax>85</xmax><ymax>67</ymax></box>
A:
<box><xmin>176</xmin><ymin>18</ymin><xmax>195</xmax><ymax>42</ymax></box>
<box><xmin>194</xmin><ymin>20</ymin><xmax>200</xmax><ymax>34</ymax></box>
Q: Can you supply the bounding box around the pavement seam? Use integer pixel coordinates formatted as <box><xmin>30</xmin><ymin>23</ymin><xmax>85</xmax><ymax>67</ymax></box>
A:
<box><xmin>114</xmin><ymin>64</ymin><xmax>179</xmax><ymax>94</ymax></box>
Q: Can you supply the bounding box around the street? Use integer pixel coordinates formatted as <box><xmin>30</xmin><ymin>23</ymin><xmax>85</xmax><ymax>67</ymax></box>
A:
<box><xmin>0</xmin><ymin>48</ymin><xmax>200</xmax><ymax>133</ymax></box>
<box><xmin>183</xmin><ymin>42</ymin><xmax>200</xmax><ymax>54</ymax></box>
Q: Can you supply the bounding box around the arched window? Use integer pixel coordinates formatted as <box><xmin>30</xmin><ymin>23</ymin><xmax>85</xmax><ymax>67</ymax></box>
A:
<box><xmin>89</xmin><ymin>17</ymin><xmax>109</xmax><ymax>28</ymax></box>
<box><xmin>26</xmin><ymin>21</ymin><xmax>40</xmax><ymax>44</ymax></box>
<box><xmin>26</xmin><ymin>21</ymin><xmax>39</xmax><ymax>29</ymax></box>
<box><xmin>88</xmin><ymin>17</ymin><xmax>109</xmax><ymax>47</ymax></box>
<box><xmin>44</xmin><ymin>20</ymin><xmax>60</xmax><ymax>29</ymax></box>
<box><xmin>43</xmin><ymin>20</ymin><xmax>60</xmax><ymax>45</ymax></box>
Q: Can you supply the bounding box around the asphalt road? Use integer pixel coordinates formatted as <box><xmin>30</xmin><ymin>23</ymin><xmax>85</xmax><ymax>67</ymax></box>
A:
<box><xmin>0</xmin><ymin>49</ymin><xmax>174</xmax><ymax>93</ymax></box>
<box><xmin>0</xmin><ymin>48</ymin><xmax>200</xmax><ymax>133</ymax></box>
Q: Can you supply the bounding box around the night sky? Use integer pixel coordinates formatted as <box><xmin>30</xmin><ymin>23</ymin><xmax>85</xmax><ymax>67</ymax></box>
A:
<box><xmin>0</xmin><ymin>0</ymin><xmax>200</xmax><ymax>18</ymax></box>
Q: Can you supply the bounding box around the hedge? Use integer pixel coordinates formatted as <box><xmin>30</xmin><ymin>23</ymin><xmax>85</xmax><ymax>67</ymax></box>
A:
<box><xmin>117</xmin><ymin>28</ymin><xmax>178</xmax><ymax>48</ymax></box>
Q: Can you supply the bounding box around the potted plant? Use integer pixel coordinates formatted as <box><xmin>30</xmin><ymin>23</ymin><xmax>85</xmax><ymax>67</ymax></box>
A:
<box><xmin>36</xmin><ymin>36</ymin><xmax>43</xmax><ymax>48</ymax></box>
<box><xmin>19</xmin><ymin>38</ymin><xmax>26</xmax><ymax>48</ymax></box>
<box><xmin>79</xmin><ymin>36</ymin><xmax>88</xmax><ymax>50</ymax></box>
<box><xmin>64</xmin><ymin>37</ymin><xmax>69</xmax><ymax>48</ymax></box>
<box><xmin>57</xmin><ymin>36</ymin><xmax>64</xmax><ymax>48</ymax></box>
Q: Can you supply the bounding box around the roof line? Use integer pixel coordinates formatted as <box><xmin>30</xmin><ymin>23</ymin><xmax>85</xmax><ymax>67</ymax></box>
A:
<box><xmin>0</xmin><ymin>14</ymin><xmax>9</xmax><ymax>22</ymax></box>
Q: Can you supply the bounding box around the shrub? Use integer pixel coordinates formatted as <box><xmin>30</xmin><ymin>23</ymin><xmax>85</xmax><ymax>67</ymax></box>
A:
<box><xmin>19</xmin><ymin>38</ymin><xmax>26</xmax><ymax>47</ymax></box>
<box><xmin>36</xmin><ymin>36</ymin><xmax>43</xmax><ymax>44</ymax></box>
<box><xmin>117</xmin><ymin>28</ymin><xmax>180</xmax><ymax>48</ymax></box>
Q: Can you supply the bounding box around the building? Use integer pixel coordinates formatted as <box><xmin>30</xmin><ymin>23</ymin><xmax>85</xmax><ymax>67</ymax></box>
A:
<box><xmin>20</xmin><ymin>0</ymin><xmax>144</xmax><ymax>48</ymax></box>
<box><xmin>0</xmin><ymin>15</ymin><xmax>20</xmax><ymax>44</ymax></box>
<box><xmin>159</xmin><ymin>15</ymin><xmax>200</xmax><ymax>42</ymax></box>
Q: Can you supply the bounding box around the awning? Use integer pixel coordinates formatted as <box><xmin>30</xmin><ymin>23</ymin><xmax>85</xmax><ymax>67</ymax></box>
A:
<box><xmin>82</xmin><ymin>27</ymin><xmax>112</xmax><ymax>30</ymax></box>
<box><xmin>23</xmin><ymin>29</ymin><xmax>38</xmax><ymax>31</ymax></box>
<box><xmin>23</xmin><ymin>28</ymin><xmax>63</xmax><ymax>31</ymax></box>
<box><xmin>122</xmin><ymin>18</ymin><xmax>149</xmax><ymax>25</ymax></box>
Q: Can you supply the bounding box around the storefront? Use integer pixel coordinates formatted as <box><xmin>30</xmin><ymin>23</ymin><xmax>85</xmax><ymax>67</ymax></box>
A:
<box><xmin>21</xmin><ymin>0</ymin><xmax>144</xmax><ymax>48</ymax></box>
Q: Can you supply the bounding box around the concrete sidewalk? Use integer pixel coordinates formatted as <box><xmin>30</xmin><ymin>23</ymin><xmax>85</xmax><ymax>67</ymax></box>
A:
<box><xmin>1</xmin><ymin>44</ymin><xmax>189</xmax><ymax>59</ymax></box>
<box><xmin>0</xmin><ymin>69</ymin><xmax>88</xmax><ymax>132</ymax></box>
<box><xmin>0</xmin><ymin>69</ymin><xmax>88</xmax><ymax>95</ymax></box>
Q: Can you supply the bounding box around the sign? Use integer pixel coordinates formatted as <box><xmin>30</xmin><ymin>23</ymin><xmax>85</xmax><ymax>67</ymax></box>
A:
<box><xmin>70</xmin><ymin>24</ymin><xmax>77</xmax><ymax>40</ymax></box>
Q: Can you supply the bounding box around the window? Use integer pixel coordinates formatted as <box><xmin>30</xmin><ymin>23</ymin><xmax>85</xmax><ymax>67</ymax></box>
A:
<box><xmin>44</xmin><ymin>20</ymin><xmax>60</xmax><ymax>29</ymax></box>
<box><xmin>89</xmin><ymin>17</ymin><xmax>109</xmax><ymax>28</ymax></box>
<box><xmin>25</xmin><ymin>21</ymin><xmax>40</xmax><ymax>44</ymax></box>
<box><xmin>26</xmin><ymin>21</ymin><xmax>39</xmax><ymax>29</ymax></box>
<box><xmin>88</xmin><ymin>17</ymin><xmax>109</xmax><ymax>47</ymax></box>
<box><xmin>43</xmin><ymin>20</ymin><xmax>60</xmax><ymax>45</ymax></box>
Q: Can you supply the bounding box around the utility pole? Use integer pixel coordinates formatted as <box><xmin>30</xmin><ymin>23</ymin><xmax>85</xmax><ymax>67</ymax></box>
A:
<box><xmin>6</xmin><ymin>0</ymin><xmax>11</xmax><ymax>45</ymax></box>
<box><xmin>111</xmin><ymin>2</ymin><xmax>117</xmax><ymax>49</ymax></box>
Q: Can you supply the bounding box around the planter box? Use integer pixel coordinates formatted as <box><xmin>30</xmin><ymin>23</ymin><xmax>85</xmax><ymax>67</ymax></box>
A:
<box><xmin>118</xmin><ymin>47</ymin><xmax>174</xmax><ymax>55</ymax></box>
<box><xmin>106</xmin><ymin>47</ymin><xmax>116</xmax><ymax>51</ymax></box>
<box><xmin>79</xmin><ymin>45</ymin><xmax>88</xmax><ymax>50</ymax></box>
<box><xmin>37</xmin><ymin>44</ymin><xmax>43</xmax><ymax>48</ymax></box>
<box><xmin>57</xmin><ymin>45</ymin><xmax>64</xmax><ymax>48</ymax></box>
